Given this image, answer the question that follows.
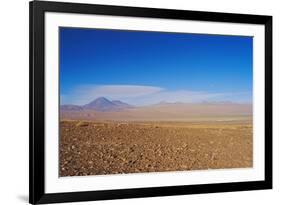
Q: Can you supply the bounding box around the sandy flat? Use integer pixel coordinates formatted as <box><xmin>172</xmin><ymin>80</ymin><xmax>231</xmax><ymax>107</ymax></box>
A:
<box><xmin>59</xmin><ymin>120</ymin><xmax>252</xmax><ymax>176</ymax></box>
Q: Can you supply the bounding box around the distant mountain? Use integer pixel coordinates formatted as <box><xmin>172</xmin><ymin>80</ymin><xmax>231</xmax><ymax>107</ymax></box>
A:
<box><xmin>61</xmin><ymin>97</ymin><xmax>133</xmax><ymax>112</ymax></box>
<box><xmin>60</xmin><ymin>104</ymin><xmax>83</xmax><ymax>111</ymax></box>
<box><xmin>153</xmin><ymin>101</ymin><xmax>241</xmax><ymax>106</ymax></box>
<box><xmin>83</xmin><ymin>97</ymin><xmax>117</xmax><ymax>111</ymax></box>
<box><xmin>111</xmin><ymin>100</ymin><xmax>133</xmax><ymax>109</ymax></box>
<box><xmin>199</xmin><ymin>100</ymin><xmax>237</xmax><ymax>105</ymax></box>
<box><xmin>153</xmin><ymin>101</ymin><xmax>185</xmax><ymax>106</ymax></box>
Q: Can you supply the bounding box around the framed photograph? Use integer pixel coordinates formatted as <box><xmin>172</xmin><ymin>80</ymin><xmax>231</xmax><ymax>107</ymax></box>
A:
<box><xmin>29</xmin><ymin>1</ymin><xmax>272</xmax><ymax>204</ymax></box>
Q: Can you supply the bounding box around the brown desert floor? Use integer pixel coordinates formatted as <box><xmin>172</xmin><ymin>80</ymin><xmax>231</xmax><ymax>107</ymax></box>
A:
<box><xmin>59</xmin><ymin>120</ymin><xmax>253</xmax><ymax>177</ymax></box>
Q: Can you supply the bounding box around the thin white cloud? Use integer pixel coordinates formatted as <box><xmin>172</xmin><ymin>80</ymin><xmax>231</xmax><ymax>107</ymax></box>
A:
<box><xmin>61</xmin><ymin>84</ymin><xmax>251</xmax><ymax>106</ymax></box>
<box><xmin>129</xmin><ymin>90</ymin><xmax>226</xmax><ymax>106</ymax></box>
<box><xmin>91</xmin><ymin>85</ymin><xmax>163</xmax><ymax>98</ymax></box>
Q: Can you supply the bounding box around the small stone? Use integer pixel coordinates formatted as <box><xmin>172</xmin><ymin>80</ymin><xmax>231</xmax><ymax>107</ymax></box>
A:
<box><xmin>76</xmin><ymin>121</ymin><xmax>89</xmax><ymax>127</ymax></box>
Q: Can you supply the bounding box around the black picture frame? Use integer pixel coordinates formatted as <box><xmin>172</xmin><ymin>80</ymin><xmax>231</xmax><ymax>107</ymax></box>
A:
<box><xmin>29</xmin><ymin>1</ymin><xmax>272</xmax><ymax>204</ymax></box>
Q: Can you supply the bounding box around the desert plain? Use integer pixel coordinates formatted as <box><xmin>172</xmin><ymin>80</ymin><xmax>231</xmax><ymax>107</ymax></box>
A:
<box><xmin>59</xmin><ymin>99</ymin><xmax>253</xmax><ymax>177</ymax></box>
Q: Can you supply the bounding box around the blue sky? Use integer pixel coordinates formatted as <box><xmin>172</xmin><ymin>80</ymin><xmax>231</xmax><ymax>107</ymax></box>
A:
<box><xmin>60</xmin><ymin>27</ymin><xmax>253</xmax><ymax>106</ymax></box>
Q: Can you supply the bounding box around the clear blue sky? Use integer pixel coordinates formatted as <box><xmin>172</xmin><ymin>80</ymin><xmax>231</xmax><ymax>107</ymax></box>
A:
<box><xmin>60</xmin><ymin>27</ymin><xmax>253</xmax><ymax>105</ymax></box>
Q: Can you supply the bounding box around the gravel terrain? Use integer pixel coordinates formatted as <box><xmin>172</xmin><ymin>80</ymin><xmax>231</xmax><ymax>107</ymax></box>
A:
<box><xmin>59</xmin><ymin>120</ymin><xmax>252</xmax><ymax>176</ymax></box>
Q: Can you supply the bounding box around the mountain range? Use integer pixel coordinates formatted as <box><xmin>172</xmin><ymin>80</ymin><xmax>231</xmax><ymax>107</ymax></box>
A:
<box><xmin>60</xmin><ymin>97</ymin><xmax>133</xmax><ymax>112</ymax></box>
<box><xmin>60</xmin><ymin>97</ymin><xmax>252</xmax><ymax>121</ymax></box>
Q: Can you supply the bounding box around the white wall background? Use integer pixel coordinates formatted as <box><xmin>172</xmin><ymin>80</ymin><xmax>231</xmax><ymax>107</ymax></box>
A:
<box><xmin>0</xmin><ymin>0</ymin><xmax>279</xmax><ymax>204</ymax></box>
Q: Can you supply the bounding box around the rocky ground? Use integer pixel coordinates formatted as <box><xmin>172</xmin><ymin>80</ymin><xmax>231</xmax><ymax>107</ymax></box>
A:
<box><xmin>59</xmin><ymin>120</ymin><xmax>252</xmax><ymax>177</ymax></box>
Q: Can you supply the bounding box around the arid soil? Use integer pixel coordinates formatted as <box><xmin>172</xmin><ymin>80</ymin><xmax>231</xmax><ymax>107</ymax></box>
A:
<box><xmin>59</xmin><ymin>120</ymin><xmax>252</xmax><ymax>177</ymax></box>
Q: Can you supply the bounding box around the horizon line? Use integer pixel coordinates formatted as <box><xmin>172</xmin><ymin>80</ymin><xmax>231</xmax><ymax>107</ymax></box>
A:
<box><xmin>60</xmin><ymin>96</ymin><xmax>253</xmax><ymax>107</ymax></box>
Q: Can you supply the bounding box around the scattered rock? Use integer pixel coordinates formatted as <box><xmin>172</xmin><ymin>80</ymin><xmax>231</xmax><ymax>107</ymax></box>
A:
<box><xmin>76</xmin><ymin>121</ymin><xmax>89</xmax><ymax>127</ymax></box>
<box><xmin>60</xmin><ymin>120</ymin><xmax>253</xmax><ymax>176</ymax></box>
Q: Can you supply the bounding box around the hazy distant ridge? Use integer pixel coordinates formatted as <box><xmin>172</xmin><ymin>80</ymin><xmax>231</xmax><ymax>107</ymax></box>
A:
<box><xmin>61</xmin><ymin>97</ymin><xmax>133</xmax><ymax>112</ymax></box>
<box><xmin>60</xmin><ymin>97</ymin><xmax>252</xmax><ymax>121</ymax></box>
